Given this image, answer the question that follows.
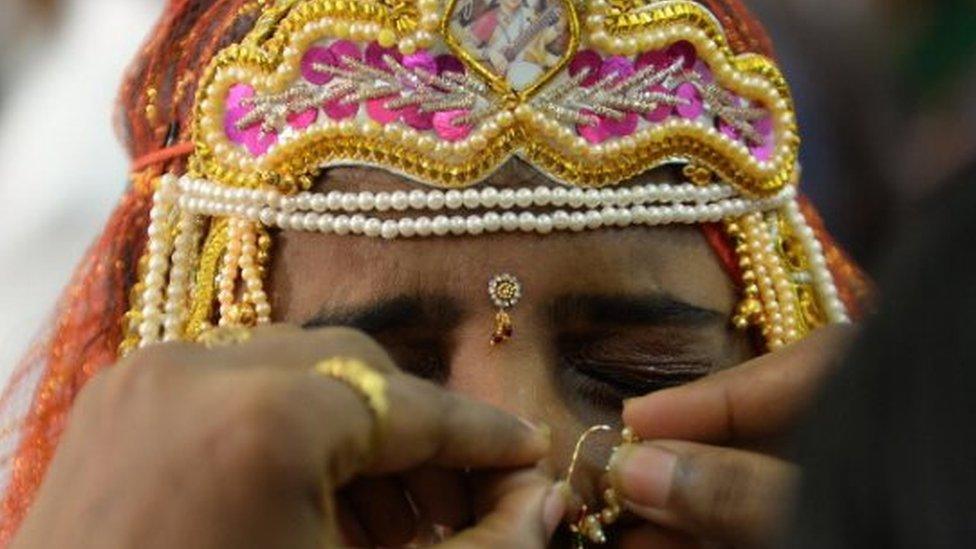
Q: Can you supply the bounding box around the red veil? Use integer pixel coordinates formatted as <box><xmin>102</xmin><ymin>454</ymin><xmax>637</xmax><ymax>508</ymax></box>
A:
<box><xmin>0</xmin><ymin>0</ymin><xmax>870</xmax><ymax>542</ymax></box>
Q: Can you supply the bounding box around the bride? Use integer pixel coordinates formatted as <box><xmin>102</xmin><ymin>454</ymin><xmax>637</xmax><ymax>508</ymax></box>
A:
<box><xmin>1</xmin><ymin>0</ymin><xmax>867</xmax><ymax>546</ymax></box>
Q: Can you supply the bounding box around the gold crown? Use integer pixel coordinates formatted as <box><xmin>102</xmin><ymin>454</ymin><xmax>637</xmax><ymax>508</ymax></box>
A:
<box><xmin>123</xmin><ymin>0</ymin><xmax>845</xmax><ymax>357</ymax></box>
<box><xmin>190</xmin><ymin>0</ymin><xmax>799</xmax><ymax>195</ymax></box>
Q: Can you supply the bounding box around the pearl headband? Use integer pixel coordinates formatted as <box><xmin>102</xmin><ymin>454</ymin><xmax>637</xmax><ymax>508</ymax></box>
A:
<box><xmin>176</xmin><ymin>175</ymin><xmax>795</xmax><ymax>239</ymax></box>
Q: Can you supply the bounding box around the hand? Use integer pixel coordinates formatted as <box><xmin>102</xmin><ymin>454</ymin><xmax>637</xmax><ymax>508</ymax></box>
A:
<box><xmin>13</xmin><ymin>326</ymin><xmax>563</xmax><ymax>548</ymax></box>
<box><xmin>608</xmin><ymin>325</ymin><xmax>855</xmax><ymax>547</ymax></box>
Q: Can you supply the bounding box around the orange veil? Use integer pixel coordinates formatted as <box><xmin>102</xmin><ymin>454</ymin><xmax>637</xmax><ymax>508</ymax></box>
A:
<box><xmin>0</xmin><ymin>0</ymin><xmax>870</xmax><ymax>543</ymax></box>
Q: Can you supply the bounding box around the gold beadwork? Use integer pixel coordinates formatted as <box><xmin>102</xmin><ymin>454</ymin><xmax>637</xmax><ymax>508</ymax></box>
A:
<box><xmin>189</xmin><ymin>0</ymin><xmax>799</xmax><ymax>196</ymax></box>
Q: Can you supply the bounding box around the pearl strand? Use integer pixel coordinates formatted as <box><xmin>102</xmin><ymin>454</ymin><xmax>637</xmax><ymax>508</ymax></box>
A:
<box><xmin>783</xmin><ymin>199</ymin><xmax>849</xmax><ymax>323</ymax></box>
<box><xmin>177</xmin><ymin>176</ymin><xmax>738</xmax><ymax>213</ymax></box>
<box><xmin>139</xmin><ymin>175</ymin><xmax>178</xmax><ymax>347</ymax></box>
<box><xmin>217</xmin><ymin>218</ymin><xmax>244</xmax><ymax>326</ymax></box>
<box><xmin>239</xmin><ymin>222</ymin><xmax>271</xmax><ymax>325</ymax></box>
<box><xmin>268</xmin><ymin>189</ymin><xmax>791</xmax><ymax>239</ymax></box>
<box><xmin>162</xmin><ymin>213</ymin><xmax>202</xmax><ymax>341</ymax></box>
<box><xmin>181</xmin><ymin>184</ymin><xmax>795</xmax><ymax>240</ymax></box>
<box><xmin>750</xmin><ymin>213</ymin><xmax>802</xmax><ymax>345</ymax></box>
<box><xmin>740</xmin><ymin>213</ymin><xmax>786</xmax><ymax>349</ymax></box>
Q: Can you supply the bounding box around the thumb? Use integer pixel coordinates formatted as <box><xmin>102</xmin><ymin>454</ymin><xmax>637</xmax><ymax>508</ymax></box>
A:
<box><xmin>608</xmin><ymin>440</ymin><xmax>797</xmax><ymax>547</ymax></box>
<box><xmin>437</xmin><ymin>471</ymin><xmax>565</xmax><ymax>549</ymax></box>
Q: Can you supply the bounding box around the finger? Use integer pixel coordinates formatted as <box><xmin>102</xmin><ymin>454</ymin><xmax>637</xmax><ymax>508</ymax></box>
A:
<box><xmin>623</xmin><ymin>325</ymin><xmax>855</xmax><ymax>442</ymax></box>
<box><xmin>196</xmin><ymin>326</ymin><xmax>548</xmax><ymax>491</ymax></box>
<box><xmin>343</xmin><ymin>477</ymin><xmax>418</xmax><ymax>546</ymax></box>
<box><xmin>402</xmin><ymin>466</ymin><xmax>473</xmax><ymax>529</ymax></box>
<box><xmin>437</xmin><ymin>471</ymin><xmax>564</xmax><ymax>549</ymax></box>
<box><xmin>230</xmin><ymin>326</ymin><xmax>551</xmax><ymax>473</ymax></box>
<box><xmin>362</xmin><ymin>373</ymin><xmax>551</xmax><ymax>474</ymax></box>
<box><xmin>608</xmin><ymin>440</ymin><xmax>798</xmax><ymax>547</ymax></box>
<box><xmin>212</xmin><ymin>325</ymin><xmax>400</xmax><ymax>374</ymax></box>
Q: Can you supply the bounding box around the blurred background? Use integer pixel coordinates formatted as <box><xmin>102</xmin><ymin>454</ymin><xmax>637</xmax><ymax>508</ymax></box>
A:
<box><xmin>0</xmin><ymin>0</ymin><xmax>162</xmax><ymax>373</ymax></box>
<box><xmin>0</xmin><ymin>0</ymin><xmax>973</xmax><ymax>376</ymax></box>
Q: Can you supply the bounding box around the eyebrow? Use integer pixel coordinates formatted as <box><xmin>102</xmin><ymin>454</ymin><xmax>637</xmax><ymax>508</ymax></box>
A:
<box><xmin>548</xmin><ymin>293</ymin><xmax>725</xmax><ymax>327</ymax></box>
<box><xmin>301</xmin><ymin>295</ymin><xmax>463</xmax><ymax>333</ymax></box>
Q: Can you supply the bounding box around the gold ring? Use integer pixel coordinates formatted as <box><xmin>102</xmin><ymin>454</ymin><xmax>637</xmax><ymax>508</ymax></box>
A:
<box><xmin>313</xmin><ymin>357</ymin><xmax>390</xmax><ymax>462</ymax></box>
<box><xmin>198</xmin><ymin>326</ymin><xmax>253</xmax><ymax>348</ymax></box>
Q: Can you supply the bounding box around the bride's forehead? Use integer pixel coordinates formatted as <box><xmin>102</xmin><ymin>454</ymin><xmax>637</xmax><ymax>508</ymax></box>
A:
<box><xmin>270</xmin><ymin>224</ymin><xmax>734</xmax><ymax>312</ymax></box>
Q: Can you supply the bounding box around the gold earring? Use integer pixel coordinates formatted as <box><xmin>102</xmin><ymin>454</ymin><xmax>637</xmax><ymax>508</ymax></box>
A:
<box><xmin>487</xmin><ymin>273</ymin><xmax>522</xmax><ymax>345</ymax></box>
<box><xmin>564</xmin><ymin>426</ymin><xmax>642</xmax><ymax>547</ymax></box>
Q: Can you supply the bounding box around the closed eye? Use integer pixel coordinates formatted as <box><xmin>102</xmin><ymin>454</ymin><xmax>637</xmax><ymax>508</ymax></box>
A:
<box><xmin>557</xmin><ymin>332</ymin><xmax>713</xmax><ymax>409</ymax></box>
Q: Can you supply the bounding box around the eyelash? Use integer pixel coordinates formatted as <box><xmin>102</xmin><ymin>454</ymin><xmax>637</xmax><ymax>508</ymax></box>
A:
<box><xmin>562</xmin><ymin>355</ymin><xmax>710</xmax><ymax>409</ymax></box>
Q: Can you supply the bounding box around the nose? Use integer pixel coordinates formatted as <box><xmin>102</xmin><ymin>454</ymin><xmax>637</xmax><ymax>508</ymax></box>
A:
<box><xmin>445</xmin><ymin>314</ymin><xmax>590</xmax><ymax>476</ymax></box>
<box><xmin>446</xmin><ymin>313</ymin><xmax>555</xmax><ymax>420</ymax></box>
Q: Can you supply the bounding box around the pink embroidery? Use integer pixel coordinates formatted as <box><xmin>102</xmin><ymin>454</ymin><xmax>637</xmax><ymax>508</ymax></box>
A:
<box><xmin>287</xmin><ymin>109</ymin><xmax>318</xmax><ymax>130</ymax></box>
<box><xmin>749</xmin><ymin>115</ymin><xmax>774</xmax><ymax>161</ymax></box>
<box><xmin>328</xmin><ymin>40</ymin><xmax>362</xmax><ymax>68</ymax></box>
<box><xmin>225</xmin><ymin>84</ymin><xmax>278</xmax><ymax>156</ymax></box>
<box><xmin>301</xmin><ymin>46</ymin><xmax>336</xmax><ymax>85</ymax></box>
<box><xmin>436</xmin><ymin>54</ymin><xmax>466</xmax><ymax>75</ymax></box>
<box><xmin>675</xmin><ymin>82</ymin><xmax>704</xmax><ymax>119</ymax></box>
<box><xmin>366</xmin><ymin>97</ymin><xmax>401</xmax><ymax>124</ymax></box>
<box><xmin>694</xmin><ymin>59</ymin><xmax>714</xmax><ymax>84</ymax></box>
<box><xmin>224</xmin><ymin>84</ymin><xmax>256</xmax><ymax>145</ymax></box>
<box><xmin>667</xmin><ymin>41</ymin><xmax>697</xmax><ymax>70</ymax></box>
<box><xmin>433</xmin><ymin>109</ymin><xmax>472</xmax><ymax>141</ymax></box>
<box><xmin>569</xmin><ymin>49</ymin><xmax>603</xmax><ymax>87</ymax></box>
<box><xmin>599</xmin><ymin>56</ymin><xmax>635</xmax><ymax>84</ymax></box>
<box><xmin>646</xmin><ymin>84</ymin><xmax>673</xmax><ymax>122</ymax></box>
<box><xmin>365</xmin><ymin>42</ymin><xmax>402</xmax><ymax>72</ymax></box>
<box><xmin>402</xmin><ymin>104</ymin><xmax>434</xmax><ymax>130</ymax></box>
<box><xmin>635</xmin><ymin>49</ymin><xmax>671</xmax><ymax>73</ymax></box>
<box><xmin>404</xmin><ymin>51</ymin><xmax>438</xmax><ymax>75</ymax></box>
<box><xmin>578</xmin><ymin>109</ymin><xmax>609</xmax><ymax>144</ymax></box>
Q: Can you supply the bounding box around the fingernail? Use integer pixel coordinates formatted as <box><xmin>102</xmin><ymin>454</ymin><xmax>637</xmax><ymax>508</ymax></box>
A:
<box><xmin>518</xmin><ymin>417</ymin><xmax>552</xmax><ymax>451</ymax></box>
<box><xmin>542</xmin><ymin>482</ymin><xmax>568</xmax><ymax>538</ymax></box>
<box><xmin>608</xmin><ymin>444</ymin><xmax>677</xmax><ymax>509</ymax></box>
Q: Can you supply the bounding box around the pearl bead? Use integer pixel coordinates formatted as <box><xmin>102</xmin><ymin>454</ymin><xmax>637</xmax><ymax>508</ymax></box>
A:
<box><xmin>364</xmin><ymin>218</ymin><xmax>382</xmax><ymax>237</ymax></box>
<box><xmin>445</xmin><ymin>190</ymin><xmax>463</xmax><ymax>209</ymax></box>
<box><xmin>380</xmin><ymin>220</ymin><xmax>399</xmax><ymax>240</ymax></box>
<box><xmin>391</xmin><ymin>191</ymin><xmax>409</xmax><ymax>211</ymax></box>
<box><xmin>465</xmin><ymin>216</ymin><xmax>484</xmax><ymax>235</ymax></box>
<box><xmin>498</xmin><ymin>189</ymin><xmax>516</xmax><ymax>209</ymax></box>
<box><xmin>409</xmin><ymin>190</ymin><xmax>427</xmax><ymax>210</ymax></box>
<box><xmin>349</xmin><ymin>215</ymin><xmax>366</xmax><ymax>234</ymax></box>
<box><xmin>317</xmin><ymin>214</ymin><xmax>334</xmax><ymax>233</ymax></box>
<box><xmin>501</xmin><ymin>212</ymin><xmax>518</xmax><ymax>232</ymax></box>
<box><xmin>432</xmin><ymin>216</ymin><xmax>450</xmax><ymax>236</ymax></box>
<box><xmin>449</xmin><ymin>216</ymin><xmax>467</xmax><ymax>235</ymax></box>
<box><xmin>483</xmin><ymin>212</ymin><xmax>502</xmax><ymax>232</ymax></box>
<box><xmin>398</xmin><ymin>218</ymin><xmax>416</xmax><ymax>238</ymax></box>
<box><xmin>414</xmin><ymin>216</ymin><xmax>432</xmax><ymax>236</ymax></box>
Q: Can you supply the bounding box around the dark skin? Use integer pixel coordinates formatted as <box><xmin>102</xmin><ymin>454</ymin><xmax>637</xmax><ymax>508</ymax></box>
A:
<box><xmin>270</xmin><ymin>163</ymin><xmax>754</xmax><ymax>544</ymax></box>
<box><xmin>13</xmin><ymin>162</ymin><xmax>852</xmax><ymax>548</ymax></box>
